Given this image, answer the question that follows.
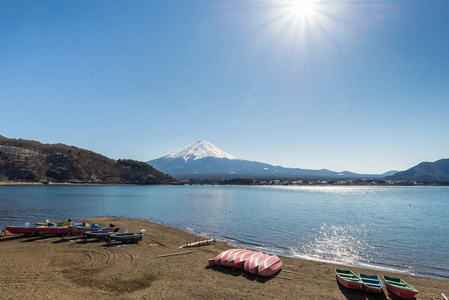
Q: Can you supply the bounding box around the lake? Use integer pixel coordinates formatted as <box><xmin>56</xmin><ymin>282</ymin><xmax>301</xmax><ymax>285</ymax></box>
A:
<box><xmin>0</xmin><ymin>185</ymin><xmax>448</xmax><ymax>279</ymax></box>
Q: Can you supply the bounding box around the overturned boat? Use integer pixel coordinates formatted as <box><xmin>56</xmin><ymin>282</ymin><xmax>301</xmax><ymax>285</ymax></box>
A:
<box><xmin>209</xmin><ymin>248</ymin><xmax>283</xmax><ymax>277</ymax></box>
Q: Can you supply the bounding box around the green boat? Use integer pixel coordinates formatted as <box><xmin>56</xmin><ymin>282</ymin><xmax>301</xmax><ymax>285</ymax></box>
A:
<box><xmin>383</xmin><ymin>275</ymin><xmax>418</xmax><ymax>299</ymax></box>
<box><xmin>336</xmin><ymin>269</ymin><xmax>362</xmax><ymax>290</ymax></box>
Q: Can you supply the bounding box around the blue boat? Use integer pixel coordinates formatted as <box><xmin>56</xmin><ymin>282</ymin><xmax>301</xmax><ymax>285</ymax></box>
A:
<box><xmin>109</xmin><ymin>230</ymin><xmax>145</xmax><ymax>243</ymax></box>
<box><xmin>84</xmin><ymin>230</ymin><xmax>117</xmax><ymax>240</ymax></box>
<box><xmin>359</xmin><ymin>273</ymin><xmax>383</xmax><ymax>293</ymax></box>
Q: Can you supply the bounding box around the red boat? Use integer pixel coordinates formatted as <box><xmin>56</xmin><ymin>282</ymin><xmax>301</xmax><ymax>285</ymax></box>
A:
<box><xmin>247</xmin><ymin>253</ymin><xmax>270</xmax><ymax>274</ymax></box>
<box><xmin>258</xmin><ymin>255</ymin><xmax>283</xmax><ymax>277</ymax></box>
<box><xmin>233</xmin><ymin>250</ymin><xmax>256</xmax><ymax>269</ymax></box>
<box><xmin>5</xmin><ymin>225</ymin><xmax>39</xmax><ymax>235</ymax></box>
<box><xmin>224</xmin><ymin>249</ymin><xmax>247</xmax><ymax>267</ymax></box>
<box><xmin>336</xmin><ymin>269</ymin><xmax>363</xmax><ymax>290</ymax></box>
<box><xmin>383</xmin><ymin>275</ymin><xmax>418</xmax><ymax>299</ymax></box>
<box><xmin>35</xmin><ymin>226</ymin><xmax>69</xmax><ymax>235</ymax></box>
<box><xmin>209</xmin><ymin>249</ymin><xmax>283</xmax><ymax>277</ymax></box>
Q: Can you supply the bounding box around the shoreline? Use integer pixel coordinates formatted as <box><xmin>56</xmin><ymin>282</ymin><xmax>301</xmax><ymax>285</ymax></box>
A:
<box><xmin>1</xmin><ymin>217</ymin><xmax>447</xmax><ymax>299</ymax></box>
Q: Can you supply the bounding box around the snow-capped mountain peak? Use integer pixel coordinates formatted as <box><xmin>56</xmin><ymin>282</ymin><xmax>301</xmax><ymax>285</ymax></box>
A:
<box><xmin>164</xmin><ymin>141</ymin><xmax>241</xmax><ymax>162</ymax></box>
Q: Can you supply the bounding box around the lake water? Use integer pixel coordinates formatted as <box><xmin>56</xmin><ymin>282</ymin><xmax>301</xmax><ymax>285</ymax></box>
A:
<box><xmin>1</xmin><ymin>185</ymin><xmax>448</xmax><ymax>280</ymax></box>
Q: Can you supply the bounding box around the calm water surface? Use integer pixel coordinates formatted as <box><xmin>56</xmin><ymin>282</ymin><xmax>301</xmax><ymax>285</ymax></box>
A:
<box><xmin>0</xmin><ymin>185</ymin><xmax>448</xmax><ymax>279</ymax></box>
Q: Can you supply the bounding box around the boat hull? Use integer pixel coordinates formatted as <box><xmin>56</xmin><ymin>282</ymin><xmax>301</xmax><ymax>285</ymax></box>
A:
<box><xmin>69</xmin><ymin>225</ymin><xmax>115</xmax><ymax>236</ymax></box>
<box><xmin>336</xmin><ymin>269</ymin><xmax>362</xmax><ymax>290</ymax></box>
<box><xmin>359</xmin><ymin>274</ymin><xmax>383</xmax><ymax>294</ymax></box>
<box><xmin>109</xmin><ymin>233</ymin><xmax>143</xmax><ymax>242</ymax></box>
<box><xmin>258</xmin><ymin>255</ymin><xmax>283</xmax><ymax>277</ymax></box>
<box><xmin>85</xmin><ymin>231</ymin><xmax>116</xmax><ymax>239</ymax></box>
<box><xmin>5</xmin><ymin>226</ymin><xmax>38</xmax><ymax>235</ymax></box>
<box><xmin>36</xmin><ymin>226</ymin><xmax>69</xmax><ymax>235</ymax></box>
<box><xmin>383</xmin><ymin>276</ymin><xmax>418</xmax><ymax>299</ymax></box>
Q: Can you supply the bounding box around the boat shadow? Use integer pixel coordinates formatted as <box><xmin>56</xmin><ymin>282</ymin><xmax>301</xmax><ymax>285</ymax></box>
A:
<box><xmin>19</xmin><ymin>235</ymin><xmax>57</xmax><ymax>243</ymax></box>
<box><xmin>337</xmin><ymin>280</ymin><xmax>387</xmax><ymax>300</ymax></box>
<box><xmin>0</xmin><ymin>234</ymin><xmax>29</xmax><ymax>242</ymax></box>
<box><xmin>205</xmin><ymin>265</ymin><xmax>277</xmax><ymax>283</ymax></box>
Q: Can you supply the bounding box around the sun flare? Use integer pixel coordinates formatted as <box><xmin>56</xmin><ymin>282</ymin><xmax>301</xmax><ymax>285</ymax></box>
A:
<box><xmin>290</xmin><ymin>0</ymin><xmax>317</xmax><ymax>16</ymax></box>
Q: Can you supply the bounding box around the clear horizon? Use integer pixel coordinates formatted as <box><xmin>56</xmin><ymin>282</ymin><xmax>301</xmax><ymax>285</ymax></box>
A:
<box><xmin>1</xmin><ymin>1</ymin><xmax>448</xmax><ymax>174</ymax></box>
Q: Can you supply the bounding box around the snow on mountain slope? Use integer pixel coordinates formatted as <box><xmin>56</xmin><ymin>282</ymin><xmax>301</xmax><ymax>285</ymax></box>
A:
<box><xmin>163</xmin><ymin>141</ymin><xmax>241</xmax><ymax>162</ymax></box>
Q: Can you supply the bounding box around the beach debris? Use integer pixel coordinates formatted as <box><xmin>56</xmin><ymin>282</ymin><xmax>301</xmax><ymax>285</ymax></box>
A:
<box><xmin>156</xmin><ymin>250</ymin><xmax>198</xmax><ymax>258</ymax></box>
<box><xmin>152</xmin><ymin>239</ymin><xmax>167</xmax><ymax>248</ymax></box>
<box><xmin>442</xmin><ymin>293</ymin><xmax>448</xmax><ymax>300</ymax></box>
<box><xmin>179</xmin><ymin>237</ymin><xmax>215</xmax><ymax>248</ymax></box>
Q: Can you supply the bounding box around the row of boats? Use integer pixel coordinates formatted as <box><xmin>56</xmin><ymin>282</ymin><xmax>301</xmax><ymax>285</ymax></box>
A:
<box><xmin>208</xmin><ymin>248</ymin><xmax>283</xmax><ymax>277</ymax></box>
<box><xmin>4</xmin><ymin>220</ymin><xmax>144</xmax><ymax>243</ymax></box>
<box><xmin>336</xmin><ymin>269</ymin><xmax>419</xmax><ymax>299</ymax></box>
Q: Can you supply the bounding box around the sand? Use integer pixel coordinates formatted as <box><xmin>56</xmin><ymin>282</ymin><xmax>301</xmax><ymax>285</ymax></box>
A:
<box><xmin>0</xmin><ymin>217</ymin><xmax>447</xmax><ymax>300</ymax></box>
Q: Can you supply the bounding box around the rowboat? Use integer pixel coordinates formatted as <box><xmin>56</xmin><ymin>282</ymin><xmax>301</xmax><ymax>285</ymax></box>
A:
<box><xmin>359</xmin><ymin>273</ymin><xmax>383</xmax><ymax>293</ymax></box>
<box><xmin>336</xmin><ymin>269</ymin><xmax>363</xmax><ymax>290</ymax></box>
<box><xmin>383</xmin><ymin>275</ymin><xmax>418</xmax><ymax>299</ymax></box>
<box><xmin>224</xmin><ymin>249</ymin><xmax>247</xmax><ymax>267</ymax></box>
<box><xmin>109</xmin><ymin>230</ymin><xmax>145</xmax><ymax>243</ymax></box>
<box><xmin>68</xmin><ymin>224</ymin><xmax>116</xmax><ymax>236</ymax></box>
<box><xmin>258</xmin><ymin>255</ymin><xmax>283</xmax><ymax>277</ymax></box>
<box><xmin>233</xmin><ymin>250</ymin><xmax>256</xmax><ymax>269</ymax></box>
<box><xmin>247</xmin><ymin>252</ymin><xmax>270</xmax><ymax>274</ymax></box>
<box><xmin>208</xmin><ymin>249</ymin><xmax>283</xmax><ymax>277</ymax></box>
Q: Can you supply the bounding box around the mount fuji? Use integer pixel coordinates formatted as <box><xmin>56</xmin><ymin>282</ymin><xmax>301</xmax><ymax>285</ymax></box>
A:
<box><xmin>147</xmin><ymin>141</ymin><xmax>395</xmax><ymax>181</ymax></box>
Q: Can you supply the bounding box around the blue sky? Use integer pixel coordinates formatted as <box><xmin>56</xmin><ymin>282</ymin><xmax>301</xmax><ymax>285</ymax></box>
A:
<box><xmin>1</xmin><ymin>0</ymin><xmax>448</xmax><ymax>174</ymax></box>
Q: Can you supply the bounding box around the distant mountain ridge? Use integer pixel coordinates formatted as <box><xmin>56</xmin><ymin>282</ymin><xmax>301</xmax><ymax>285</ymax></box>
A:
<box><xmin>147</xmin><ymin>141</ymin><xmax>396</xmax><ymax>180</ymax></box>
<box><xmin>0</xmin><ymin>136</ymin><xmax>175</xmax><ymax>184</ymax></box>
<box><xmin>385</xmin><ymin>158</ymin><xmax>449</xmax><ymax>182</ymax></box>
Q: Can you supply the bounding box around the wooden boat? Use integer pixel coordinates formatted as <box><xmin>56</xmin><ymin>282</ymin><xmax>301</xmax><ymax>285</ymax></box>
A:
<box><xmin>68</xmin><ymin>224</ymin><xmax>116</xmax><ymax>236</ymax></box>
<box><xmin>383</xmin><ymin>275</ymin><xmax>418</xmax><ymax>299</ymax></box>
<box><xmin>258</xmin><ymin>255</ymin><xmax>283</xmax><ymax>277</ymax></box>
<box><xmin>5</xmin><ymin>225</ymin><xmax>38</xmax><ymax>235</ymax></box>
<box><xmin>336</xmin><ymin>269</ymin><xmax>363</xmax><ymax>290</ymax></box>
<box><xmin>359</xmin><ymin>273</ymin><xmax>383</xmax><ymax>293</ymax></box>
<box><xmin>109</xmin><ymin>230</ymin><xmax>145</xmax><ymax>243</ymax></box>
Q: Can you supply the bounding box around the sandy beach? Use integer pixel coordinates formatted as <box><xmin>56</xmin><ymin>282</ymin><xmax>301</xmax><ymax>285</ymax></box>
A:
<box><xmin>1</xmin><ymin>217</ymin><xmax>447</xmax><ymax>300</ymax></box>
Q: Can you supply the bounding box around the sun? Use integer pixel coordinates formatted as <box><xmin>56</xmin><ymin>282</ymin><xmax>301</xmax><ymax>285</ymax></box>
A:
<box><xmin>290</xmin><ymin>0</ymin><xmax>317</xmax><ymax>17</ymax></box>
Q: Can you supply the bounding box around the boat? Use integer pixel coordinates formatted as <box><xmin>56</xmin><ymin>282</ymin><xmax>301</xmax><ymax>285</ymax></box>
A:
<box><xmin>35</xmin><ymin>226</ymin><xmax>70</xmax><ymax>235</ymax></box>
<box><xmin>109</xmin><ymin>230</ymin><xmax>145</xmax><ymax>243</ymax></box>
<box><xmin>258</xmin><ymin>255</ymin><xmax>283</xmax><ymax>277</ymax></box>
<box><xmin>210</xmin><ymin>249</ymin><xmax>240</xmax><ymax>266</ymax></box>
<box><xmin>34</xmin><ymin>219</ymin><xmax>72</xmax><ymax>227</ymax></box>
<box><xmin>383</xmin><ymin>275</ymin><xmax>418</xmax><ymax>299</ymax></box>
<box><xmin>225</xmin><ymin>249</ymin><xmax>248</xmax><ymax>267</ymax></box>
<box><xmin>5</xmin><ymin>225</ymin><xmax>39</xmax><ymax>235</ymax></box>
<box><xmin>68</xmin><ymin>224</ymin><xmax>116</xmax><ymax>236</ymax></box>
<box><xmin>84</xmin><ymin>230</ymin><xmax>117</xmax><ymax>240</ymax></box>
<box><xmin>246</xmin><ymin>252</ymin><xmax>270</xmax><ymax>274</ymax></box>
<box><xmin>208</xmin><ymin>249</ymin><xmax>283</xmax><ymax>277</ymax></box>
<box><xmin>233</xmin><ymin>250</ymin><xmax>256</xmax><ymax>269</ymax></box>
<box><xmin>359</xmin><ymin>273</ymin><xmax>383</xmax><ymax>293</ymax></box>
<box><xmin>336</xmin><ymin>269</ymin><xmax>363</xmax><ymax>290</ymax></box>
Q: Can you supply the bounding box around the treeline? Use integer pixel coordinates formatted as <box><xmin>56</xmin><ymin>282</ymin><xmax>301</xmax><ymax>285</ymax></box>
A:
<box><xmin>0</xmin><ymin>136</ymin><xmax>175</xmax><ymax>184</ymax></box>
